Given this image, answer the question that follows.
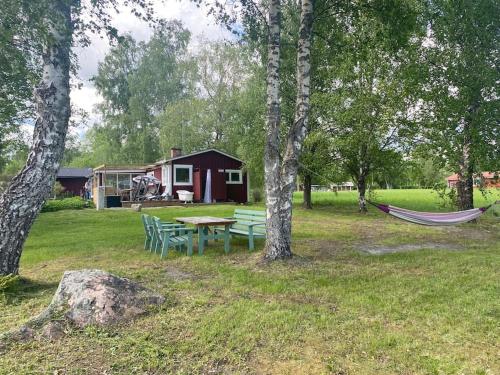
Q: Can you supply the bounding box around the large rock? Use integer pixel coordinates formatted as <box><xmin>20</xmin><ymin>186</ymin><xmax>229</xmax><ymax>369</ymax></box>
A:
<box><xmin>49</xmin><ymin>269</ymin><xmax>165</xmax><ymax>327</ymax></box>
<box><xmin>131</xmin><ymin>203</ymin><xmax>142</xmax><ymax>212</ymax></box>
<box><xmin>1</xmin><ymin>270</ymin><xmax>164</xmax><ymax>347</ymax></box>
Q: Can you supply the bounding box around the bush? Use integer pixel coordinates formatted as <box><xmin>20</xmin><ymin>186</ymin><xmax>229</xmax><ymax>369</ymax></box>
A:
<box><xmin>41</xmin><ymin>197</ymin><xmax>93</xmax><ymax>212</ymax></box>
<box><xmin>0</xmin><ymin>274</ymin><xmax>19</xmax><ymax>293</ymax></box>
<box><xmin>252</xmin><ymin>189</ymin><xmax>263</xmax><ymax>203</ymax></box>
<box><xmin>52</xmin><ymin>181</ymin><xmax>66</xmax><ymax>198</ymax></box>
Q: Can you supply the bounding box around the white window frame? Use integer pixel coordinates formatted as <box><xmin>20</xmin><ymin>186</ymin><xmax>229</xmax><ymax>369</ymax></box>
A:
<box><xmin>225</xmin><ymin>169</ymin><xmax>243</xmax><ymax>184</ymax></box>
<box><xmin>173</xmin><ymin>164</ymin><xmax>193</xmax><ymax>186</ymax></box>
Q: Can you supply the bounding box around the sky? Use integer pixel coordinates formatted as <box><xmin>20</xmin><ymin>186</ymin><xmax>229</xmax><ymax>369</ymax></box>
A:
<box><xmin>68</xmin><ymin>0</ymin><xmax>231</xmax><ymax>139</ymax></box>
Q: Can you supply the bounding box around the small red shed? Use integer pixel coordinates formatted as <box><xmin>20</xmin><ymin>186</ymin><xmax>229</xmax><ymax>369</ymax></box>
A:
<box><xmin>56</xmin><ymin>167</ymin><xmax>92</xmax><ymax>196</ymax></box>
<box><xmin>147</xmin><ymin>148</ymin><xmax>249</xmax><ymax>203</ymax></box>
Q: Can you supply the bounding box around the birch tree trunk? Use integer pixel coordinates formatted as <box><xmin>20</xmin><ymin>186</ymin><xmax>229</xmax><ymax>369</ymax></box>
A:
<box><xmin>456</xmin><ymin>107</ymin><xmax>476</xmax><ymax>211</ymax></box>
<box><xmin>357</xmin><ymin>172</ymin><xmax>368</xmax><ymax>213</ymax></box>
<box><xmin>264</xmin><ymin>0</ymin><xmax>314</xmax><ymax>260</ymax></box>
<box><xmin>456</xmin><ymin>139</ymin><xmax>474</xmax><ymax>210</ymax></box>
<box><xmin>302</xmin><ymin>173</ymin><xmax>312</xmax><ymax>209</ymax></box>
<box><xmin>0</xmin><ymin>1</ymin><xmax>72</xmax><ymax>275</ymax></box>
<box><xmin>263</xmin><ymin>0</ymin><xmax>288</xmax><ymax>260</ymax></box>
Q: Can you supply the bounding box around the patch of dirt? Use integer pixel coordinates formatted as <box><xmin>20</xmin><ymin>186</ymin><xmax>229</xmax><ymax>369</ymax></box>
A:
<box><xmin>359</xmin><ymin>242</ymin><xmax>463</xmax><ymax>255</ymax></box>
<box><xmin>293</xmin><ymin>239</ymin><xmax>352</xmax><ymax>261</ymax></box>
<box><xmin>164</xmin><ymin>266</ymin><xmax>195</xmax><ymax>280</ymax></box>
<box><xmin>436</xmin><ymin>225</ymin><xmax>500</xmax><ymax>241</ymax></box>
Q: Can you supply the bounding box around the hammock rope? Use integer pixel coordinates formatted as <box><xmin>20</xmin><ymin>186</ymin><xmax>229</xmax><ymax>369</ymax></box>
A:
<box><xmin>368</xmin><ymin>200</ymin><xmax>498</xmax><ymax>226</ymax></box>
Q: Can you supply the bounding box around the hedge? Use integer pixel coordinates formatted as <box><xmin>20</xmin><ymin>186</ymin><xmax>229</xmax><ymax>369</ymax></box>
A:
<box><xmin>41</xmin><ymin>197</ymin><xmax>93</xmax><ymax>212</ymax></box>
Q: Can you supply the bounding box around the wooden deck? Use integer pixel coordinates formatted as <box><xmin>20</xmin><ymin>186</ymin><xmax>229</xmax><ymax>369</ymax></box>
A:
<box><xmin>121</xmin><ymin>200</ymin><xmax>235</xmax><ymax>208</ymax></box>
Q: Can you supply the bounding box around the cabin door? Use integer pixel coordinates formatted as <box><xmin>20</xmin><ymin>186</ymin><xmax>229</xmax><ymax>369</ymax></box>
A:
<box><xmin>193</xmin><ymin>169</ymin><xmax>203</xmax><ymax>201</ymax></box>
<box><xmin>212</xmin><ymin>169</ymin><xmax>227</xmax><ymax>201</ymax></box>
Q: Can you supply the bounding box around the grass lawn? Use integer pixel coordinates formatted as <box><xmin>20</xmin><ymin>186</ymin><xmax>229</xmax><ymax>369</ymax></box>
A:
<box><xmin>1</xmin><ymin>189</ymin><xmax>499</xmax><ymax>374</ymax></box>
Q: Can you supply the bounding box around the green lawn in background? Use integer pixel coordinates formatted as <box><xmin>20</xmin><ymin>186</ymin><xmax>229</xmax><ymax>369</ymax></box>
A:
<box><xmin>292</xmin><ymin>188</ymin><xmax>499</xmax><ymax>211</ymax></box>
<box><xmin>0</xmin><ymin>189</ymin><xmax>499</xmax><ymax>374</ymax></box>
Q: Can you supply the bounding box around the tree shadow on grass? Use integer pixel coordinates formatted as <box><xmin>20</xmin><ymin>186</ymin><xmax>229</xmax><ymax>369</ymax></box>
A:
<box><xmin>1</xmin><ymin>277</ymin><xmax>58</xmax><ymax>305</ymax></box>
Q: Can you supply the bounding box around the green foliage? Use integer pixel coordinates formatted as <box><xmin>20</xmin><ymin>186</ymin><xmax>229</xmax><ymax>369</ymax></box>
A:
<box><xmin>251</xmin><ymin>188</ymin><xmax>262</xmax><ymax>203</ymax></box>
<box><xmin>419</xmin><ymin>0</ymin><xmax>500</xmax><ymax>173</ymax></box>
<box><xmin>159</xmin><ymin>42</ymin><xmax>252</xmax><ymax>153</ymax></box>
<box><xmin>52</xmin><ymin>181</ymin><xmax>66</xmax><ymax>198</ymax></box>
<box><xmin>0</xmin><ymin>274</ymin><xmax>19</xmax><ymax>293</ymax></box>
<box><xmin>306</xmin><ymin>0</ymin><xmax>425</xmax><ymax>189</ymax></box>
<box><xmin>0</xmin><ymin>1</ymin><xmax>43</xmax><ymax>162</ymax></box>
<box><xmin>299</xmin><ymin>130</ymin><xmax>339</xmax><ymax>186</ymax></box>
<box><xmin>88</xmin><ymin>22</ymin><xmax>192</xmax><ymax>165</ymax></box>
<box><xmin>41</xmin><ymin>197</ymin><xmax>92</xmax><ymax>213</ymax></box>
<box><xmin>433</xmin><ymin>186</ymin><xmax>459</xmax><ymax>209</ymax></box>
<box><xmin>402</xmin><ymin>155</ymin><xmax>449</xmax><ymax>189</ymax></box>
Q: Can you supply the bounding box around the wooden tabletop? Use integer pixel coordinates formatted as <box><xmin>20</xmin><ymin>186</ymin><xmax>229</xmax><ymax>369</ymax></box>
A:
<box><xmin>175</xmin><ymin>216</ymin><xmax>237</xmax><ymax>226</ymax></box>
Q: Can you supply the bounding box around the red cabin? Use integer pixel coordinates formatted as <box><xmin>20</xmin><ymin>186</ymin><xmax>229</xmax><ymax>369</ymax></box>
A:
<box><xmin>147</xmin><ymin>148</ymin><xmax>249</xmax><ymax>203</ymax></box>
<box><xmin>446</xmin><ymin>172</ymin><xmax>500</xmax><ymax>188</ymax></box>
<box><xmin>56</xmin><ymin>167</ymin><xmax>92</xmax><ymax>197</ymax></box>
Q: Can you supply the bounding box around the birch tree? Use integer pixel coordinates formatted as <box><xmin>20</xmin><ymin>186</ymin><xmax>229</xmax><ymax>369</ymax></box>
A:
<box><xmin>310</xmin><ymin>0</ymin><xmax>423</xmax><ymax>212</ymax></box>
<box><xmin>421</xmin><ymin>0</ymin><xmax>499</xmax><ymax>210</ymax></box>
<box><xmin>261</xmin><ymin>0</ymin><xmax>314</xmax><ymax>259</ymax></box>
<box><xmin>195</xmin><ymin>0</ymin><xmax>313</xmax><ymax>258</ymax></box>
<box><xmin>0</xmin><ymin>0</ymin><xmax>160</xmax><ymax>275</ymax></box>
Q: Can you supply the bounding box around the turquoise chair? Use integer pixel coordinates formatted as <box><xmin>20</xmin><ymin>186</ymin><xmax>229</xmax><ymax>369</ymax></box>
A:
<box><xmin>141</xmin><ymin>214</ymin><xmax>158</xmax><ymax>250</ymax></box>
<box><xmin>141</xmin><ymin>214</ymin><xmax>179</xmax><ymax>252</ymax></box>
<box><xmin>152</xmin><ymin>217</ymin><xmax>195</xmax><ymax>258</ymax></box>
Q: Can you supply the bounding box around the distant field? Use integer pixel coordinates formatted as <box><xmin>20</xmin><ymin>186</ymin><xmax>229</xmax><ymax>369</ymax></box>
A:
<box><xmin>293</xmin><ymin>188</ymin><xmax>500</xmax><ymax>212</ymax></box>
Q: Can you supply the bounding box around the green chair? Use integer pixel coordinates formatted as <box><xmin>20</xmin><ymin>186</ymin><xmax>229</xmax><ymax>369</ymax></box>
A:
<box><xmin>152</xmin><ymin>217</ymin><xmax>195</xmax><ymax>258</ymax></box>
<box><xmin>150</xmin><ymin>216</ymin><xmax>185</xmax><ymax>253</ymax></box>
<box><xmin>141</xmin><ymin>214</ymin><xmax>158</xmax><ymax>250</ymax></box>
<box><xmin>141</xmin><ymin>214</ymin><xmax>179</xmax><ymax>252</ymax></box>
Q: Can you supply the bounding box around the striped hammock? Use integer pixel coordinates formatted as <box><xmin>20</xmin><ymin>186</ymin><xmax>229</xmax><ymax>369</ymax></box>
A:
<box><xmin>369</xmin><ymin>201</ymin><xmax>497</xmax><ymax>226</ymax></box>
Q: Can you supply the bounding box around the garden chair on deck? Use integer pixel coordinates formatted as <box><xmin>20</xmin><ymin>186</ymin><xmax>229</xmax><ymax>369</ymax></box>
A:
<box><xmin>152</xmin><ymin>217</ymin><xmax>195</xmax><ymax>258</ymax></box>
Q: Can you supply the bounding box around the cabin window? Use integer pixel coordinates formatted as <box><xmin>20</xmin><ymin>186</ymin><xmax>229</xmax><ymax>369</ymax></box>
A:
<box><xmin>117</xmin><ymin>174</ymin><xmax>131</xmax><ymax>190</ymax></box>
<box><xmin>105</xmin><ymin>174</ymin><xmax>118</xmax><ymax>189</ymax></box>
<box><xmin>225</xmin><ymin>169</ymin><xmax>242</xmax><ymax>184</ymax></box>
<box><xmin>174</xmin><ymin>164</ymin><xmax>193</xmax><ymax>185</ymax></box>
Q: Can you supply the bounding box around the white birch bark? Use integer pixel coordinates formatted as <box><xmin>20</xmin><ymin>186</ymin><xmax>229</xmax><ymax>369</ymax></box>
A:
<box><xmin>264</xmin><ymin>0</ymin><xmax>314</xmax><ymax>260</ymax></box>
<box><xmin>263</xmin><ymin>0</ymin><xmax>286</xmax><ymax>260</ymax></box>
<box><xmin>357</xmin><ymin>172</ymin><xmax>368</xmax><ymax>213</ymax></box>
<box><xmin>0</xmin><ymin>1</ymin><xmax>72</xmax><ymax>275</ymax></box>
<box><xmin>279</xmin><ymin>0</ymin><xmax>314</xmax><ymax>246</ymax></box>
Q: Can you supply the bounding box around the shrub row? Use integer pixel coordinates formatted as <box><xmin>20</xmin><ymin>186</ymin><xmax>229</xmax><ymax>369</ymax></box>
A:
<box><xmin>41</xmin><ymin>197</ymin><xmax>93</xmax><ymax>212</ymax></box>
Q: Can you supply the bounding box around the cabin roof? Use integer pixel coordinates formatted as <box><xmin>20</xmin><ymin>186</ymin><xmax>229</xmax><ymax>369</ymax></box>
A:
<box><xmin>151</xmin><ymin>149</ymin><xmax>243</xmax><ymax>166</ymax></box>
<box><xmin>93</xmin><ymin>165</ymin><xmax>147</xmax><ymax>173</ymax></box>
<box><xmin>57</xmin><ymin>167</ymin><xmax>93</xmax><ymax>178</ymax></box>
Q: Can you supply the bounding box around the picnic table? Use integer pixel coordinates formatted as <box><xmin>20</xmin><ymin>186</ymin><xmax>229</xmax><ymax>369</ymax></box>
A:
<box><xmin>175</xmin><ymin>216</ymin><xmax>236</xmax><ymax>255</ymax></box>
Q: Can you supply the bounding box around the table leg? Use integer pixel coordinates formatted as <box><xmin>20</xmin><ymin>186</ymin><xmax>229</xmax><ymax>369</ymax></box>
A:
<box><xmin>224</xmin><ymin>224</ymin><xmax>230</xmax><ymax>254</ymax></box>
<box><xmin>204</xmin><ymin>227</ymin><xmax>209</xmax><ymax>246</ymax></box>
<box><xmin>198</xmin><ymin>226</ymin><xmax>205</xmax><ymax>255</ymax></box>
